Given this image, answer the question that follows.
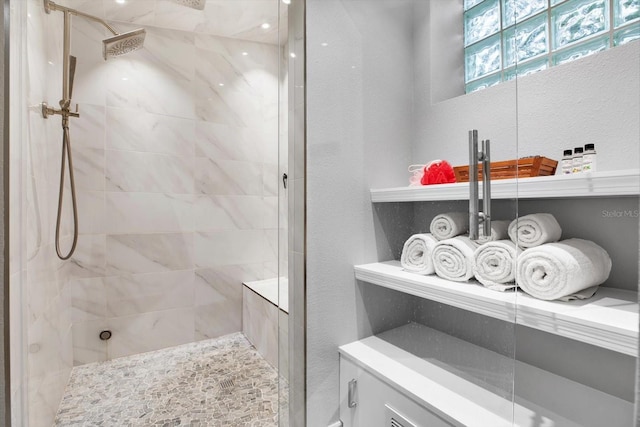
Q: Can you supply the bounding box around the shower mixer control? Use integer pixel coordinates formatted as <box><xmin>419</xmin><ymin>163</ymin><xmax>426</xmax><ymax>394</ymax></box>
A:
<box><xmin>41</xmin><ymin>101</ymin><xmax>80</xmax><ymax>120</ymax></box>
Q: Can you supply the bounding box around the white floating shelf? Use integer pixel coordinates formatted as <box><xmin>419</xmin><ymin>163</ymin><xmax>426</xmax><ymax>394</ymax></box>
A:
<box><xmin>340</xmin><ymin>323</ymin><xmax>633</xmax><ymax>427</ymax></box>
<box><xmin>370</xmin><ymin>169</ymin><xmax>640</xmax><ymax>202</ymax></box>
<box><xmin>354</xmin><ymin>261</ymin><xmax>638</xmax><ymax>356</ymax></box>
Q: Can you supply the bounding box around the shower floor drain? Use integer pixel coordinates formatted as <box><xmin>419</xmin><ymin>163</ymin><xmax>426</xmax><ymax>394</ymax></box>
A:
<box><xmin>219</xmin><ymin>378</ymin><xmax>235</xmax><ymax>390</ymax></box>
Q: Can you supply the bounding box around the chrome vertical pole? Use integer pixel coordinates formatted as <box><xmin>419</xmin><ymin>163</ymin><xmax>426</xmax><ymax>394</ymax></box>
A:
<box><xmin>469</xmin><ymin>130</ymin><xmax>479</xmax><ymax>240</ymax></box>
<box><xmin>482</xmin><ymin>139</ymin><xmax>491</xmax><ymax>236</ymax></box>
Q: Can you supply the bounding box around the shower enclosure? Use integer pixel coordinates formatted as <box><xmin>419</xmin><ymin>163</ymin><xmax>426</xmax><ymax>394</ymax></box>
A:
<box><xmin>8</xmin><ymin>0</ymin><xmax>294</xmax><ymax>425</ymax></box>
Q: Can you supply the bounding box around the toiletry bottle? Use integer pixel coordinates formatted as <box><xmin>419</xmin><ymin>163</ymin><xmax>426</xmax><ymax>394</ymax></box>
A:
<box><xmin>572</xmin><ymin>147</ymin><xmax>583</xmax><ymax>173</ymax></box>
<box><xmin>582</xmin><ymin>143</ymin><xmax>597</xmax><ymax>172</ymax></box>
<box><xmin>561</xmin><ymin>149</ymin><xmax>573</xmax><ymax>174</ymax></box>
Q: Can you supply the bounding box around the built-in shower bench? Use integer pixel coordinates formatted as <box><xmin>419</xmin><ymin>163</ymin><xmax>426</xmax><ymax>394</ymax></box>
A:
<box><xmin>242</xmin><ymin>278</ymin><xmax>288</xmax><ymax>378</ymax></box>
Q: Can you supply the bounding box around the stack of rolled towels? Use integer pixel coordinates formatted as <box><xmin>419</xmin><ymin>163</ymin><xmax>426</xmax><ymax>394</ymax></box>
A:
<box><xmin>400</xmin><ymin>212</ymin><xmax>612</xmax><ymax>301</ymax></box>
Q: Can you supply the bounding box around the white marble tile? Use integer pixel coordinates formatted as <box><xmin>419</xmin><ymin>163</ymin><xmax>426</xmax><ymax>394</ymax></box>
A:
<box><xmin>106</xmin><ymin>232</ymin><xmax>194</xmax><ymax>275</ymax></box>
<box><xmin>104</xmin><ymin>0</ymin><xmax>156</xmax><ymax>25</ymax></box>
<box><xmin>195</xmin><ymin>121</ymin><xmax>265</xmax><ymax>162</ymax></box>
<box><xmin>263</xmin><ymin>163</ymin><xmax>279</xmax><ymax>197</ymax></box>
<box><xmin>262</xmin><ymin>115</ymin><xmax>279</xmax><ymax>165</ymax></box>
<box><xmin>105</xmin><ymin>270</ymin><xmax>195</xmax><ymax>317</ymax></box>
<box><xmin>154</xmin><ymin>0</ymin><xmax>206</xmax><ymax>32</ymax></box>
<box><xmin>106</xmin><ymin>53</ymin><xmax>195</xmax><ymax>119</ymax></box>
<box><xmin>73</xmin><ymin>148</ymin><xmax>105</xmax><ymax>191</ymax></box>
<box><xmin>65</xmin><ymin>234</ymin><xmax>107</xmax><ymax>279</ymax></box>
<box><xmin>72</xmin><ymin>319</ymin><xmax>109</xmax><ymax>365</ymax></box>
<box><xmin>263</xmin><ymin>196</ymin><xmax>278</xmax><ymax>229</ymax></box>
<box><xmin>26</xmin><ymin>277</ymin><xmax>59</xmax><ymax>329</ymax></box>
<box><xmin>194</xmin><ymin>46</ymin><xmax>263</xmax><ymax>99</ymax></box>
<box><xmin>70</xmin><ymin>277</ymin><xmax>107</xmax><ymax>322</ymax></box>
<box><xmin>195</xmin><ymin>158</ymin><xmax>262</xmax><ymax>196</ymax></box>
<box><xmin>263</xmin><ymin>229</ymin><xmax>278</xmax><ymax>264</ymax></box>
<box><xmin>26</xmin><ymin>0</ymin><xmax>49</xmax><ymax>105</ymax></box>
<box><xmin>60</xmin><ymin>0</ymin><xmax>105</xmax><ymax>17</ymax></box>
<box><xmin>263</xmin><ymin>261</ymin><xmax>278</xmax><ymax>280</ymax></box>
<box><xmin>192</xmin><ymin>80</ymin><xmax>263</xmax><ymax>126</ymax></box>
<box><xmin>142</xmin><ymin>25</ymin><xmax>196</xmax><ymax>83</ymax></box>
<box><xmin>107</xmin><ymin>308</ymin><xmax>195</xmax><ymax>359</ymax></box>
<box><xmin>71</xmin><ymin>104</ymin><xmax>106</xmax><ymax>150</ymax></box>
<box><xmin>242</xmin><ymin>286</ymin><xmax>278</xmax><ymax>368</ymax></box>
<box><xmin>67</xmin><ymin>17</ymin><xmax>111</xmax><ymax>105</ymax></box>
<box><xmin>77</xmin><ymin>191</ymin><xmax>106</xmax><ymax>235</ymax></box>
<box><xmin>194</xmin><ymin>264</ymin><xmax>262</xmax><ymax>305</ymax></box>
<box><xmin>106</xmin><ymin>150</ymin><xmax>195</xmax><ymax>194</ymax></box>
<box><xmin>106</xmin><ymin>192</ymin><xmax>194</xmax><ymax>234</ymax></box>
<box><xmin>193</xmin><ymin>195</ymin><xmax>264</xmax><ymax>231</ymax></box>
<box><xmin>194</xmin><ymin>230</ymin><xmax>264</xmax><ymax>268</ymax></box>
<box><xmin>27</xmin><ymin>295</ymin><xmax>69</xmax><ymax>379</ymax></box>
<box><xmin>194</xmin><ymin>267</ymin><xmax>246</xmax><ymax>339</ymax></box>
<box><xmin>193</xmin><ymin>1</ymin><xmax>281</xmax><ymax>45</ymax></box>
<box><xmin>71</xmin><ymin>60</ymin><xmax>111</xmax><ymax>107</ymax></box>
<box><xmin>26</xmin><ymin>244</ymin><xmax>63</xmax><ymax>288</ymax></box>
<box><xmin>28</xmin><ymin>371</ymin><xmax>70</xmax><ymax>427</ymax></box>
<box><xmin>194</xmin><ymin>304</ymin><xmax>241</xmax><ymax>341</ymax></box>
<box><xmin>106</xmin><ymin>107</ymin><xmax>196</xmax><ymax>157</ymax></box>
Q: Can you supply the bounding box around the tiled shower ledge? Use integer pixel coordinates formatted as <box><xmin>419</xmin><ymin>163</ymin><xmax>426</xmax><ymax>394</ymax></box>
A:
<box><xmin>370</xmin><ymin>169</ymin><xmax>640</xmax><ymax>202</ymax></box>
<box><xmin>339</xmin><ymin>323</ymin><xmax>633</xmax><ymax>427</ymax></box>
<box><xmin>354</xmin><ymin>261</ymin><xmax>639</xmax><ymax>356</ymax></box>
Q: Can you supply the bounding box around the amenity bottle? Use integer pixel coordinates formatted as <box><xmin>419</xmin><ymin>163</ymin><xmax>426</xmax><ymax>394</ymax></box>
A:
<box><xmin>582</xmin><ymin>144</ymin><xmax>597</xmax><ymax>172</ymax></box>
<box><xmin>561</xmin><ymin>149</ymin><xmax>573</xmax><ymax>174</ymax></box>
<box><xmin>572</xmin><ymin>147</ymin><xmax>583</xmax><ymax>173</ymax></box>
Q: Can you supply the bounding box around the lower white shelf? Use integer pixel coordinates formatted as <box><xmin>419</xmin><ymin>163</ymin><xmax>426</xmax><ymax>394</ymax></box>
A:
<box><xmin>354</xmin><ymin>261</ymin><xmax>639</xmax><ymax>356</ymax></box>
<box><xmin>339</xmin><ymin>323</ymin><xmax>633</xmax><ymax>427</ymax></box>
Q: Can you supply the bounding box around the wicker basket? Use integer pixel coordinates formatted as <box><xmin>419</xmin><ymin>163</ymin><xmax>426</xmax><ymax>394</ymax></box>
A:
<box><xmin>453</xmin><ymin>156</ymin><xmax>558</xmax><ymax>183</ymax></box>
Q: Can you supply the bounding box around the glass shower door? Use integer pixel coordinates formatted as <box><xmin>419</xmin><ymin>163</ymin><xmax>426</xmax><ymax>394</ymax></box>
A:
<box><xmin>512</xmin><ymin>0</ymin><xmax>640</xmax><ymax>423</ymax></box>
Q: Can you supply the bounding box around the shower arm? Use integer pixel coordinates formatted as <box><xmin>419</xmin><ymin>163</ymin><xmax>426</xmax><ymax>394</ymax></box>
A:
<box><xmin>42</xmin><ymin>0</ymin><xmax>120</xmax><ymax>121</ymax></box>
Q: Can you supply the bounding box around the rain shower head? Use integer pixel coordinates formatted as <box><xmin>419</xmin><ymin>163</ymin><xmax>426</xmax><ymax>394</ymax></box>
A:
<box><xmin>103</xmin><ymin>29</ymin><xmax>146</xmax><ymax>60</ymax></box>
<box><xmin>172</xmin><ymin>0</ymin><xmax>207</xmax><ymax>10</ymax></box>
<box><xmin>44</xmin><ymin>1</ymin><xmax>146</xmax><ymax>61</ymax></box>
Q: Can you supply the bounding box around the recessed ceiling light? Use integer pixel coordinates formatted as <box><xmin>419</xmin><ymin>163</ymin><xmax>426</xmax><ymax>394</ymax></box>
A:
<box><xmin>282</xmin><ymin>0</ymin><xmax>291</xmax><ymax>4</ymax></box>
<box><xmin>242</xmin><ymin>52</ymin><xmax>249</xmax><ymax>56</ymax></box>
<box><xmin>219</xmin><ymin>83</ymin><xmax>225</xmax><ymax>87</ymax></box>
<box><xmin>116</xmin><ymin>0</ymin><xmax>126</xmax><ymax>4</ymax></box>
<box><xmin>321</xmin><ymin>42</ymin><xmax>328</xmax><ymax>47</ymax></box>
<box><xmin>290</xmin><ymin>52</ymin><xmax>296</xmax><ymax>58</ymax></box>
<box><xmin>261</xmin><ymin>23</ymin><xmax>271</xmax><ymax>29</ymax></box>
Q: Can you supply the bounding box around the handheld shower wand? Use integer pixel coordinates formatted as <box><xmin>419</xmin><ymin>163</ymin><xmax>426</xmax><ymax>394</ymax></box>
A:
<box><xmin>42</xmin><ymin>0</ymin><xmax>146</xmax><ymax>259</ymax></box>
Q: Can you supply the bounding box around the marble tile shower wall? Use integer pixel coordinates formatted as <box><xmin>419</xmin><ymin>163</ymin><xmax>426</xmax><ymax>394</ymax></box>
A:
<box><xmin>67</xmin><ymin>15</ymin><xmax>280</xmax><ymax>364</ymax></box>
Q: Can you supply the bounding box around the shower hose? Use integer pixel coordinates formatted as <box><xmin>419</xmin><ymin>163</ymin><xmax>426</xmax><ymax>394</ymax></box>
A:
<box><xmin>55</xmin><ymin>124</ymin><xmax>79</xmax><ymax>260</ymax></box>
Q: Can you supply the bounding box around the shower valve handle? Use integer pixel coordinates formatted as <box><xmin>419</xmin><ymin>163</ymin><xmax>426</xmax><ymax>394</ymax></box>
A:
<box><xmin>41</xmin><ymin>102</ymin><xmax>80</xmax><ymax>119</ymax></box>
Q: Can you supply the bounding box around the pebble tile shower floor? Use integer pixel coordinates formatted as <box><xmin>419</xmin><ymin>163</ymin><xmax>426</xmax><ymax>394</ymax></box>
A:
<box><xmin>54</xmin><ymin>333</ymin><xmax>281</xmax><ymax>426</ymax></box>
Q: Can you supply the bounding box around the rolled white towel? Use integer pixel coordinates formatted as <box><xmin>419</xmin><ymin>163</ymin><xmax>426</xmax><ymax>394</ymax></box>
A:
<box><xmin>516</xmin><ymin>238</ymin><xmax>611</xmax><ymax>301</ymax></box>
<box><xmin>473</xmin><ymin>240</ymin><xmax>521</xmax><ymax>292</ymax></box>
<box><xmin>430</xmin><ymin>212</ymin><xmax>469</xmax><ymax>241</ymax></box>
<box><xmin>432</xmin><ymin>236</ymin><xmax>479</xmax><ymax>282</ymax></box>
<box><xmin>508</xmin><ymin>213</ymin><xmax>562</xmax><ymax>248</ymax></box>
<box><xmin>475</xmin><ymin>220</ymin><xmax>512</xmax><ymax>244</ymax></box>
<box><xmin>400</xmin><ymin>233</ymin><xmax>438</xmax><ymax>275</ymax></box>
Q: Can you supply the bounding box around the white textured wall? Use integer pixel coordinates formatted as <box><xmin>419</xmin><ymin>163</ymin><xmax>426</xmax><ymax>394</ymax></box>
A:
<box><xmin>413</xmin><ymin>37</ymin><xmax>640</xmax><ymax>171</ymax></box>
<box><xmin>306</xmin><ymin>1</ymin><xmax>415</xmax><ymax>425</ymax></box>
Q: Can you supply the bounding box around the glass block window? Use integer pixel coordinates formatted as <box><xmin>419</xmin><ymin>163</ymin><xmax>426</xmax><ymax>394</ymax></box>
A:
<box><xmin>464</xmin><ymin>0</ymin><xmax>640</xmax><ymax>93</ymax></box>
